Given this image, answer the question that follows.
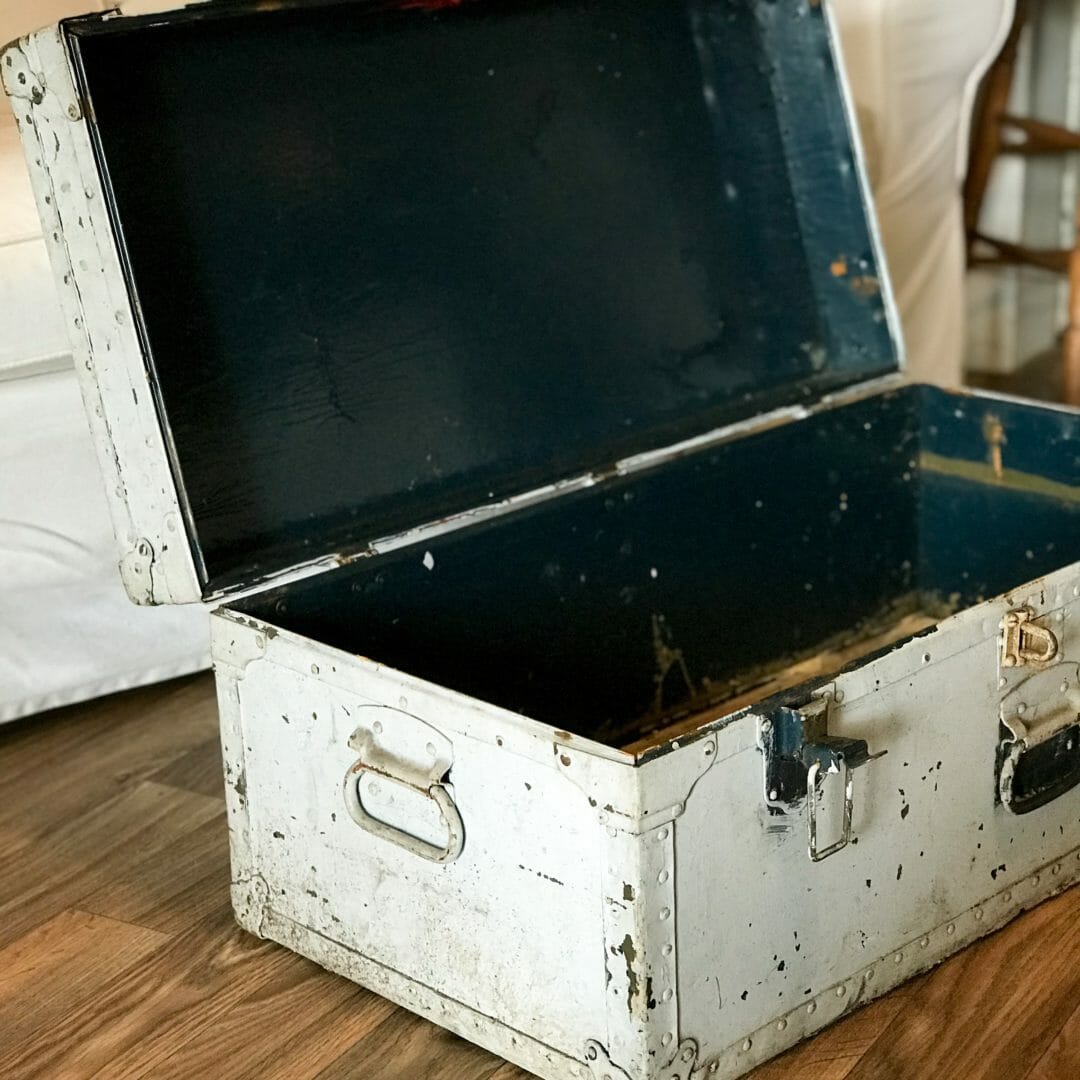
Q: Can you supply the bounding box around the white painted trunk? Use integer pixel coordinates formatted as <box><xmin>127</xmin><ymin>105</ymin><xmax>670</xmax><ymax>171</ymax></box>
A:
<box><xmin>213</xmin><ymin>562</ymin><xmax>1080</xmax><ymax>1080</ymax></box>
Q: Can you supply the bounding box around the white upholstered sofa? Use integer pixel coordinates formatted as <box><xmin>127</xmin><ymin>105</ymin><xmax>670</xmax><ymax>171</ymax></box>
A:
<box><xmin>0</xmin><ymin>3</ymin><xmax>210</xmax><ymax>722</ymax></box>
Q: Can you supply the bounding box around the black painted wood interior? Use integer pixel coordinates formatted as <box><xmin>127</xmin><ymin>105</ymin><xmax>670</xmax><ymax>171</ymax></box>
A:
<box><xmin>238</xmin><ymin>387</ymin><xmax>1080</xmax><ymax>746</ymax></box>
<box><xmin>918</xmin><ymin>388</ymin><xmax>1080</xmax><ymax>605</ymax></box>
<box><xmin>67</xmin><ymin>0</ymin><xmax>895</xmax><ymax>597</ymax></box>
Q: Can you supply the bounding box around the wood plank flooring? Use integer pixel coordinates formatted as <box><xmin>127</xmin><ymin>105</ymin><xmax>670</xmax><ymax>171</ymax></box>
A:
<box><xmin>0</xmin><ymin>673</ymin><xmax>1077</xmax><ymax>1079</ymax></box>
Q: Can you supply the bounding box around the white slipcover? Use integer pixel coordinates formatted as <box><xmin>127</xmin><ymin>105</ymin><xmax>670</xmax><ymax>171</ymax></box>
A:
<box><xmin>1</xmin><ymin>35</ymin><xmax>209</xmax><ymax>723</ymax></box>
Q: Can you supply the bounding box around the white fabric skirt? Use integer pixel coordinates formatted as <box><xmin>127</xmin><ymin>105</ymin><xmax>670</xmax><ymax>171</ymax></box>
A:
<box><xmin>0</xmin><ymin>368</ymin><xmax>210</xmax><ymax>724</ymax></box>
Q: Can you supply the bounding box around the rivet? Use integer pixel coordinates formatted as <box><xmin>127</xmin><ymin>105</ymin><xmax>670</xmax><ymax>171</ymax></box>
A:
<box><xmin>67</xmin><ymin>103</ymin><xmax>79</xmax><ymax>118</ymax></box>
<box><xmin>1052</xmin><ymin>864</ymin><xmax>1060</xmax><ymax>875</ymax></box>
<box><xmin>607</xmin><ymin>827</ymin><xmax>618</xmax><ymax>838</ymax></box>
<box><xmin>662</xmin><ymin>944</ymin><xmax>674</xmax><ymax>957</ymax></box>
<box><xmin>807</xmin><ymin>1002</ymin><xmax>817</xmax><ymax>1015</ymax></box>
<box><xmin>657</xmin><ymin>828</ymin><xmax>670</xmax><ymax>842</ymax></box>
<box><xmin>662</xmin><ymin>989</ymin><xmax>674</xmax><ymax>1002</ymax></box>
<box><xmin>741</xmin><ymin>1039</ymin><xmax>752</xmax><ymax>1052</ymax></box>
<box><xmin>998</xmin><ymin>677</ymin><xmax>1008</xmax><ymax>689</ymax></box>
<box><xmin>1003</xmin><ymin>892</ymin><xmax>1012</xmax><ymax>903</ymax></box>
<box><xmin>920</xmin><ymin>936</ymin><xmax>929</xmax><ymax>948</ymax></box>
<box><xmin>704</xmin><ymin>742</ymin><xmax>716</xmax><ymax>757</ymax></box>
<box><xmin>776</xmin><ymin>1018</ymin><xmax>788</xmax><ymax>1032</ymax></box>
<box><xmin>1033</xmin><ymin>875</ymin><xmax>1041</xmax><ymax>886</ymax></box>
<box><xmin>1016</xmin><ymin>703</ymin><xmax>1027</xmax><ymax>716</ymax></box>
<box><xmin>426</xmin><ymin>742</ymin><xmax>437</xmax><ymax>757</ymax></box>
<box><xmin>866</xmin><ymin>969</ymin><xmax>874</xmax><ymax>981</ymax></box>
<box><xmin>255</xmin><ymin>636</ymin><xmax>266</xmax><ymax>649</ymax></box>
<box><xmin>769</xmin><ymin>789</ymin><xmax>779</xmax><ymax>801</ymax></box>
<box><xmin>681</xmin><ymin>1047</ymin><xmax>694</xmax><ymax>1063</ymax></box>
<box><xmin>662</xmin><ymin>1033</ymin><xmax>674</xmax><ymax>1048</ymax></box>
<box><xmin>373</xmin><ymin>721</ymin><xmax>383</xmax><ymax>735</ymax></box>
<box><xmin>709</xmin><ymin>1064</ymin><xmax>719</xmax><ymax>1074</ymax></box>
<box><xmin>894</xmin><ymin>952</ymin><xmax>903</xmax><ymax>963</ymax></box>
<box><xmin>1074</xmin><ymin>585</ymin><xmax>1080</xmax><ymax>597</ymax></box>
<box><xmin>974</xmin><ymin>908</ymin><xmax>984</xmax><ymax>921</ymax></box>
<box><xmin>660</xmin><ymin>907</ymin><xmax>672</xmax><ymax>921</ymax></box>
<box><xmin>834</xmin><ymin>689</ymin><xmax>845</xmax><ymax>703</ymax></box>
<box><xmin>836</xmin><ymin>985</ymin><xmax>846</xmax><ymax>997</ymax></box>
<box><xmin>947</xmin><ymin>924</ymin><xmax>956</xmax><ymax>936</ymax></box>
<box><xmin>310</xmin><ymin>664</ymin><xmax>319</xmax><ymax>675</ymax></box>
<box><xmin>658</xmin><ymin>870</ymin><xmax>670</xmax><ymax>884</ymax></box>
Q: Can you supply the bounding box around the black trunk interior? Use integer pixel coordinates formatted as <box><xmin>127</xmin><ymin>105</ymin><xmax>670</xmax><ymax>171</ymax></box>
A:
<box><xmin>236</xmin><ymin>386</ymin><xmax>1080</xmax><ymax>746</ymax></box>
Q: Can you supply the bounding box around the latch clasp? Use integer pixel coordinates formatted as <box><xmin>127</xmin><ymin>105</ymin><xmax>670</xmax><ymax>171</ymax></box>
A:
<box><xmin>1002</xmin><ymin>608</ymin><xmax>1059</xmax><ymax>668</ymax></box>
<box><xmin>761</xmin><ymin>689</ymin><xmax>884</xmax><ymax>862</ymax></box>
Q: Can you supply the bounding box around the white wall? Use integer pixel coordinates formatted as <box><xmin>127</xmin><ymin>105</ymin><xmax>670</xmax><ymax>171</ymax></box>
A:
<box><xmin>0</xmin><ymin>3</ymin><xmax>110</xmax><ymax>378</ymax></box>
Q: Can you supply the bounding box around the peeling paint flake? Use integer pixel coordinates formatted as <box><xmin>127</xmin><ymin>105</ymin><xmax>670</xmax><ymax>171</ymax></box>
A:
<box><xmin>619</xmin><ymin>934</ymin><xmax>640</xmax><ymax>1014</ymax></box>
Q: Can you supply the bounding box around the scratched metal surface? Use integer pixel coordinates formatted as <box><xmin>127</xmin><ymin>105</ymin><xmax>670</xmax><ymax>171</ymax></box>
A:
<box><xmin>64</xmin><ymin>0</ymin><xmax>895</xmax><ymax>596</ymax></box>
<box><xmin>217</xmin><ymin>549</ymin><xmax>1080</xmax><ymax>1080</ymax></box>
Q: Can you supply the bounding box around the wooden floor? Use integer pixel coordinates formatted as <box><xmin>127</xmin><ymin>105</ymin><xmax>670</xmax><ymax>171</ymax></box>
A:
<box><xmin>1</xmin><ymin>674</ymin><xmax>1078</xmax><ymax>1079</ymax></box>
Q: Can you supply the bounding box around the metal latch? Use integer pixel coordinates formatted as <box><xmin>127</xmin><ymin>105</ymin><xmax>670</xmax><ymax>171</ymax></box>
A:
<box><xmin>997</xmin><ymin>607</ymin><xmax>1079</xmax><ymax>814</ymax></box>
<box><xmin>998</xmin><ymin>654</ymin><xmax>1080</xmax><ymax>814</ymax></box>
<box><xmin>1002</xmin><ymin>608</ymin><xmax>1059</xmax><ymax>668</ymax></box>
<box><xmin>762</xmin><ymin>689</ymin><xmax>884</xmax><ymax>862</ymax></box>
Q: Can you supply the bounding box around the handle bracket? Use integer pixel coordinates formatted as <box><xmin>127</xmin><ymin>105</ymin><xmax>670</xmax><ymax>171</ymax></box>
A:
<box><xmin>343</xmin><ymin>761</ymin><xmax>464</xmax><ymax>863</ymax></box>
<box><xmin>342</xmin><ymin>708</ymin><xmax>465</xmax><ymax>863</ymax></box>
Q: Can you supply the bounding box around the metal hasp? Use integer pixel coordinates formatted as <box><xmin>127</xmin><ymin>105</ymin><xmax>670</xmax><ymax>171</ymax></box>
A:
<box><xmin>998</xmin><ymin>608</ymin><xmax>1080</xmax><ymax>814</ymax></box>
<box><xmin>1001</xmin><ymin>607</ymin><xmax>1059</xmax><ymax>668</ymax></box>
<box><xmin>762</xmin><ymin>691</ymin><xmax>885</xmax><ymax>862</ymax></box>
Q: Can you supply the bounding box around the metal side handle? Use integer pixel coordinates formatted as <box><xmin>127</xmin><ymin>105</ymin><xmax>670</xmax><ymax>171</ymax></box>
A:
<box><xmin>341</xmin><ymin>708</ymin><xmax>464</xmax><ymax>863</ymax></box>
<box><xmin>343</xmin><ymin>761</ymin><xmax>464</xmax><ymax>863</ymax></box>
<box><xmin>999</xmin><ymin>687</ymin><xmax>1080</xmax><ymax>815</ymax></box>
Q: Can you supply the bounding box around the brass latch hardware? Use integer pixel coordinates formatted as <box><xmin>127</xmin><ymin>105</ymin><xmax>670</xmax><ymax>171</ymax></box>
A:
<box><xmin>1001</xmin><ymin>608</ymin><xmax>1059</xmax><ymax>668</ymax></box>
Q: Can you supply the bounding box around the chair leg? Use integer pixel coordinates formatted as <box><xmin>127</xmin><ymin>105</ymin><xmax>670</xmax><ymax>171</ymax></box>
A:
<box><xmin>1063</xmin><ymin>200</ymin><xmax>1080</xmax><ymax>405</ymax></box>
<box><xmin>964</xmin><ymin>0</ymin><xmax>1029</xmax><ymax>248</ymax></box>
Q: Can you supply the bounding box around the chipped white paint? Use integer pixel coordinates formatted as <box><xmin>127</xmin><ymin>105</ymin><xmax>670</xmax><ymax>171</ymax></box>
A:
<box><xmin>214</xmin><ymin>561</ymin><xmax>1080</xmax><ymax>1080</ymax></box>
<box><xmin>0</xmin><ymin>28</ymin><xmax>198</xmax><ymax>604</ymax></box>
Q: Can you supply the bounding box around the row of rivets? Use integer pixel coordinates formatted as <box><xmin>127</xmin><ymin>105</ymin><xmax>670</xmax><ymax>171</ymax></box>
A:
<box><xmin>653</xmin><ymin>820</ymin><xmax>677</xmax><ymax>1058</ymax></box>
<box><xmin>694</xmin><ymin>850</ymin><xmax>1079</xmax><ymax>1078</ymax></box>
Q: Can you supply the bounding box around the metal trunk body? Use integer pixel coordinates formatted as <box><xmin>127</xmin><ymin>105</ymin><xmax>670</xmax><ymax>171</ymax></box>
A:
<box><xmin>212</xmin><ymin>383</ymin><xmax>1080</xmax><ymax>1080</ymax></box>
<box><xmin>5</xmin><ymin>3</ymin><xmax>1080</xmax><ymax>1079</ymax></box>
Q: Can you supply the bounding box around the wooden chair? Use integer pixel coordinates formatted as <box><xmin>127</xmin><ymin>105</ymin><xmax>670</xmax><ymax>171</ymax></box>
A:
<box><xmin>964</xmin><ymin>0</ymin><xmax>1080</xmax><ymax>402</ymax></box>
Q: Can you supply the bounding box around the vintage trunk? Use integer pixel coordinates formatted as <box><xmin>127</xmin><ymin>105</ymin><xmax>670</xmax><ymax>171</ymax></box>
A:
<box><xmin>4</xmin><ymin>2</ymin><xmax>1080</xmax><ymax>1078</ymax></box>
